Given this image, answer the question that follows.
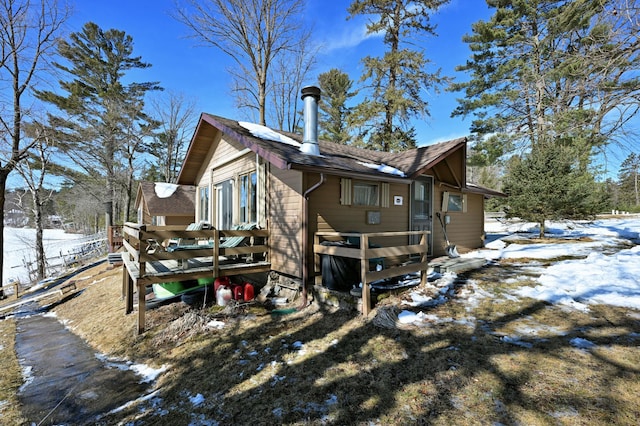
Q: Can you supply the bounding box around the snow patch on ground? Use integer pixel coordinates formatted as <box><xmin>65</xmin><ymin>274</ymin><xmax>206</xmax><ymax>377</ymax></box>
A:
<box><xmin>402</xmin><ymin>216</ymin><xmax>640</xmax><ymax>328</ymax></box>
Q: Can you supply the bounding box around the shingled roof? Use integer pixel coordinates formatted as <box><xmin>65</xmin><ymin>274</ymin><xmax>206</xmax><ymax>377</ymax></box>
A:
<box><xmin>178</xmin><ymin>113</ymin><xmax>468</xmax><ymax>184</ymax></box>
<box><xmin>136</xmin><ymin>182</ymin><xmax>196</xmax><ymax>216</ymax></box>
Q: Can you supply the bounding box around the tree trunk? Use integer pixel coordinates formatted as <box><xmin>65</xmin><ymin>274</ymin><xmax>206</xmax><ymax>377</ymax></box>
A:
<box><xmin>0</xmin><ymin>172</ymin><xmax>7</xmax><ymax>299</ymax></box>
<box><xmin>33</xmin><ymin>193</ymin><xmax>46</xmax><ymax>281</ymax></box>
<box><xmin>539</xmin><ymin>220</ymin><xmax>546</xmax><ymax>238</ymax></box>
<box><xmin>635</xmin><ymin>170</ymin><xmax>639</xmax><ymax>206</ymax></box>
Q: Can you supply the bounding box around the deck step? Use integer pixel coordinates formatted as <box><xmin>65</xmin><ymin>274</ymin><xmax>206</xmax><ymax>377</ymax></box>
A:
<box><xmin>107</xmin><ymin>253</ymin><xmax>123</xmax><ymax>264</ymax></box>
<box><xmin>431</xmin><ymin>257</ymin><xmax>486</xmax><ymax>274</ymax></box>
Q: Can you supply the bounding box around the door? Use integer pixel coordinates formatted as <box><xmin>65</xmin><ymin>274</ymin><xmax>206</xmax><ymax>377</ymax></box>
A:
<box><xmin>410</xmin><ymin>176</ymin><xmax>433</xmax><ymax>253</ymax></box>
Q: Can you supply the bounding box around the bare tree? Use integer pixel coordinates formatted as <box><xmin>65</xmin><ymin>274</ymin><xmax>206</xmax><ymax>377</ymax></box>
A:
<box><xmin>118</xmin><ymin>98</ymin><xmax>159</xmax><ymax>223</ymax></box>
<box><xmin>147</xmin><ymin>91</ymin><xmax>197</xmax><ymax>183</ymax></box>
<box><xmin>269</xmin><ymin>30</ymin><xmax>316</xmax><ymax>132</ymax></box>
<box><xmin>15</xmin><ymin>122</ymin><xmax>57</xmax><ymax>280</ymax></box>
<box><xmin>174</xmin><ymin>0</ymin><xmax>311</xmax><ymax>126</ymax></box>
<box><xmin>0</xmin><ymin>0</ymin><xmax>69</xmax><ymax>297</ymax></box>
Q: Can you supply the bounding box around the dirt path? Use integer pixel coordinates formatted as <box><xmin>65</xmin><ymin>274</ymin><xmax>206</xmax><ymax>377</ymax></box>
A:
<box><xmin>15</xmin><ymin>303</ymin><xmax>150</xmax><ymax>425</ymax></box>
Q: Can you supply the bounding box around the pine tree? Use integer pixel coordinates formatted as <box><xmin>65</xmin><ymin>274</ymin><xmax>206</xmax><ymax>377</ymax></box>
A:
<box><xmin>503</xmin><ymin>142</ymin><xmax>606</xmax><ymax>237</ymax></box>
<box><xmin>348</xmin><ymin>0</ymin><xmax>449</xmax><ymax>152</ymax></box>
<box><xmin>618</xmin><ymin>152</ymin><xmax>640</xmax><ymax>209</ymax></box>
<box><xmin>317</xmin><ymin>68</ymin><xmax>356</xmax><ymax>144</ymax></box>
<box><xmin>452</xmin><ymin>0</ymin><xmax>640</xmax><ymax>164</ymax></box>
<box><xmin>36</xmin><ymin>22</ymin><xmax>161</xmax><ymax>225</ymax></box>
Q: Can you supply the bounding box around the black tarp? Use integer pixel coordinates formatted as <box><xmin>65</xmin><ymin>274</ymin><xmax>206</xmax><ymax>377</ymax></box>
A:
<box><xmin>320</xmin><ymin>241</ymin><xmax>359</xmax><ymax>291</ymax></box>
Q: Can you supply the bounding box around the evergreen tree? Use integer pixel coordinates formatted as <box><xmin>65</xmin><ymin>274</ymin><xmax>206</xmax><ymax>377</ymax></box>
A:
<box><xmin>618</xmin><ymin>152</ymin><xmax>640</xmax><ymax>209</ymax></box>
<box><xmin>452</xmin><ymin>0</ymin><xmax>640</xmax><ymax>165</ymax></box>
<box><xmin>503</xmin><ymin>142</ymin><xmax>605</xmax><ymax>237</ymax></box>
<box><xmin>37</xmin><ymin>22</ymin><xmax>161</xmax><ymax>225</ymax></box>
<box><xmin>348</xmin><ymin>0</ymin><xmax>449</xmax><ymax>152</ymax></box>
<box><xmin>317</xmin><ymin>68</ymin><xmax>356</xmax><ymax>144</ymax></box>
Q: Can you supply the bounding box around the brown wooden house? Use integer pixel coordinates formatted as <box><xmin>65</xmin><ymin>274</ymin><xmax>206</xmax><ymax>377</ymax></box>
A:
<box><xmin>134</xmin><ymin>181</ymin><xmax>196</xmax><ymax>226</ymax></box>
<box><xmin>176</xmin><ymin>86</ymin><xmax>504</xmax><ymax>291</ymax></box>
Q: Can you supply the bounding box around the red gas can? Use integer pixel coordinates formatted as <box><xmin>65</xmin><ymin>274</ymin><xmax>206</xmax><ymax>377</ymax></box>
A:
<box><xmin>214</xmin><ymin>277</ymin><xmax>230</xmax><ymax>295</ymax></box>
<box><xmin>243</xmin><ymin>282</ymin><xmax>254</xmax><ymax>301</ymax></box>
<box><xmin>231</xmin><ymin>283</ymin><xmax>244</xmax><ymax>301</ymax></box>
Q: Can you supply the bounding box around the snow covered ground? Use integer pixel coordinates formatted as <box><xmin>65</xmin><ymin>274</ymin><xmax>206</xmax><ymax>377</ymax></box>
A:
<box><xmin>2</xmin><ymin>227</ymin><xmax>101</xmax><ymax>287</ymax></box>
<box><xmin>402</xmin><ymin>215</ymin><xmax>640</xmax><ymax>324</ymax></box>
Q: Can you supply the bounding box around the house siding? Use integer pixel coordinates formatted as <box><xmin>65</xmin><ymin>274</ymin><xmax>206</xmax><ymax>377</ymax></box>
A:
<box><xmin>432</xmin><ymin>185</ymin><xmax>485</xmax><ymax>256</ymax></box>
<box><xmin>268</xmin><ymin>165</ymin><xmax>303</xmax><ymax>277</ymax></box>
<box><xmin>194</xmin><ymin>135</ymin><xmax>257</xmax><ymax>226</ymax></box>
<box><xmin>306</xmin><ymin>173</ymin><xmax>411</xmax><ymax>270</ymax></box>
<box><xmin>210</xmin><ymin>138</ymin><xmax>254</xmax><ymax>186</ymax></box>
<box><xmin>164</xmin><ymin>216</ymin><xmax>193</xmax><ymax>227</ymax></box>
<box><xmin>308</xmin><ymin>174</ymin><xmax>410</xmax><ymax>242</ymax></box>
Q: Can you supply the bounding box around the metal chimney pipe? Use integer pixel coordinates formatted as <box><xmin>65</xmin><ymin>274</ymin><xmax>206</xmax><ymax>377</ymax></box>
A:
<box><xmin>300</xmin><ymin>85</ymin><xmax>321</xmax><ymax>156</ymax></box>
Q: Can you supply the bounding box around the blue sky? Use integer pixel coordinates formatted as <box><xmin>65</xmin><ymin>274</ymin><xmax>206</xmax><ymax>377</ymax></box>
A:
<box><xmin>68</xmin><ymin>0</ymin><xmax>491</xmax><ymax>146</ymax></box>
<box><xmin>7</xmin><ymin>0</ymin><xmax>630</xmax><ymax>191</ymax></box>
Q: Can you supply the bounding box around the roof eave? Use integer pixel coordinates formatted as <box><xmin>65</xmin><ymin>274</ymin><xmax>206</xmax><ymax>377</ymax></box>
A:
<box><xmin>289</xmin><ymin>163</ymin><xmax>410</xmax><ymax>184</ymax></box>
<box><xmin>200</xmin><ymin>114</ymin><xmax>290</xmax><ymax>170</ymax></box>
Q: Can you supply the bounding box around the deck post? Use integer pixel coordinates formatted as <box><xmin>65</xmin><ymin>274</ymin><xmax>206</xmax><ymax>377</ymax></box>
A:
<box><xmin>420</xmin><ymin>231</ymin><xmax>428</xmax><ymax>286</ymax></box>
<box><xmin>213</xmin><ymin>229</ymin><xmax>219</xmax><ymax>277</ymax></box>
<box><xmin>138</xmin><ymin>225</ymin><xmax>146</xmax><ymax>277</ymax></box>
<box><xmin>137</xmin><ymin>283</ymin><xmax>146</xmax><ymax>335</ymax></box>
<box><xmin>313</xmin><ymin>233</ymin><xmax>321</xmax><ymax>285</ymax></box>
<box><xmin>121</xmin><ymin>263</ymin><xmax>127</xmax><ymax>300</ymax></box>
<box><xmin>361</xmin><ymin>233</ymin><xmax>370</xmax><ymax>316</ymax></box>
<box><xmin>123</xmin><ymin>267</ymin><xmax>134</xmax><ymax>314</ymax></box>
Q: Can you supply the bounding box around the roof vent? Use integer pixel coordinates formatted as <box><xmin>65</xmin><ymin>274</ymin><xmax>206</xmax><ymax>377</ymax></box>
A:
<box><xmin>300</xmin><ymin>86</ymin><xmax>321</xmax><ymax>156</ymax></box>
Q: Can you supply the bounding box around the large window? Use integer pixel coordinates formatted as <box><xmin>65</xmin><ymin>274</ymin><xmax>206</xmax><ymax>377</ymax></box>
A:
<box><xmin>239</xmin><ymin>171</ymin><xmax>257</xmax><ymax>223</ymax></box>
<box><xmin>353</xmin><ymin>182</ymin><xmax>379</xmax><ymax>206</ymax></box>
<box><xmin>199</xmin><ymin>186</ymin><xmax>210</xmax><ymax>222</ymax></box>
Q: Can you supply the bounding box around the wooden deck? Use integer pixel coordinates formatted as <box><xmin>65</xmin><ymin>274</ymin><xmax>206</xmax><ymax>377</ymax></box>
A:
<box><xmin>313</xmin><ymin>230</ymin><xmax>430</xmax><ymax>315</ymax></box>
<box><xmin>121</xmin><ymin>223</ymin><xmax>270</xmax><ymax>334</ymax></box>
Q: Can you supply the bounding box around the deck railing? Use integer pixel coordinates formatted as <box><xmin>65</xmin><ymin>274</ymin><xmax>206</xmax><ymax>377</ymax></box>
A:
<box><xmin>313</xmin><ymin>230</ymin><xmax>430</xmax><ymax>315</ymax></box>
<box><xmin>122</xmin><ymin>222</ymin><xmax>270</xmax><ymax>334</ymax></box>
<box><xmin>121</xmin><ymin>222</ymin><xmax>269</xmax><ymax>280</ymax></box>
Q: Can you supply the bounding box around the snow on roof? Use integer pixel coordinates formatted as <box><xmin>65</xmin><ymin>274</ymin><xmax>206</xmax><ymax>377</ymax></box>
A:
<box><xmin>239</xmin><ymin>121</ymin><xmax>301</xmax><ymax>147</ymax></box>
<box><xmin>154</xmin><ymin>182</ymin><xmax>179</xmax><ymax>199</ymax></box>
<box><xmin>357</xmin><ymin>161</ymin><xmax>406</xmax><ymax>177</ymax></box>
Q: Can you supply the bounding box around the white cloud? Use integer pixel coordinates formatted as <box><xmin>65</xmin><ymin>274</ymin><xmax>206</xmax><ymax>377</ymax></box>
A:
<box><xmin>319</xmin><ymin>20</ymin><xmax>383</xmax><ymax>53</ymax></box>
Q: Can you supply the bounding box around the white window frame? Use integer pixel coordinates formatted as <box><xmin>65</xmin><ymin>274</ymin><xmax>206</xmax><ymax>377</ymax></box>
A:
<box><xmin>239</xmin><ymin>171</ymin><xmax>257</xmax><ymax>224</ymax></box>
<box><xmin>198</xmin><ymin>186</ymin><xmax>210</xmax><ymax>223</ymax></box>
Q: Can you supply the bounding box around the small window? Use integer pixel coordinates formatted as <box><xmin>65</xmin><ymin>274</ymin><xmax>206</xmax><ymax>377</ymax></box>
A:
<box><xmin>442</xmin><ymin>191</ymin><xmax>467</xmax><ymax>212</ymax></box>
<box><xmin>199</xmin><ymin>186</ymin><xmax>210</xmax><ymax>222</ymax></box>
<box><xmin>353</xmin><ymin>182</ymin><xmax>379</xmax><ymax>206</ymax></box>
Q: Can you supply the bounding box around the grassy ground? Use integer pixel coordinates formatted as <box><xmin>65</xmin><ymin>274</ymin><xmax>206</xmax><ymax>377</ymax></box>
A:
<box><xmin>0</xmin><ymin>318</ymin><xmax>27</xmax><ymax>425</ymax></box>
<box><xmin>2</xmin><ymin>257</ymin><xmax>640</xmax><ymax>425</ymax></box>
